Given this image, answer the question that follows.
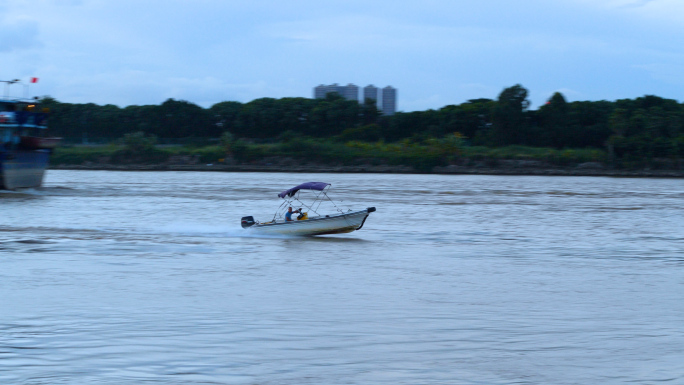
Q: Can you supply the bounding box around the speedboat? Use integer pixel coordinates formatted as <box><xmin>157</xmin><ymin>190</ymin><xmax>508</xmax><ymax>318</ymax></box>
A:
<box><xmin>241</xmin><ymin>182</ymin><xmax>376</xmax><ymax>236</ymax></box>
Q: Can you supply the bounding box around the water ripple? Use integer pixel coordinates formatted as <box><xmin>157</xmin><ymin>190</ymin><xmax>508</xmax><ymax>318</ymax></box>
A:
<box><xmin>1</xmin><ymin>171</ymin><xmax>683</xmax><ymax>384</ymax></box>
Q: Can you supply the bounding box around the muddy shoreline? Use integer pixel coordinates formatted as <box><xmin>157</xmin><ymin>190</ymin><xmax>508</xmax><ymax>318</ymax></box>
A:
<box><xmin>49</xmin><ymin>163</ymin><xmax>684</xmax><ymax>178</ymax></box>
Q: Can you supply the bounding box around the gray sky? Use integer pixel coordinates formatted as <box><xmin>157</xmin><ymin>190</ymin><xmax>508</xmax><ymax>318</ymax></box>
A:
<box><xmin>2</xmin><ymin>0</ymin><xmax>683</xmax><ymax>111</ymax></box>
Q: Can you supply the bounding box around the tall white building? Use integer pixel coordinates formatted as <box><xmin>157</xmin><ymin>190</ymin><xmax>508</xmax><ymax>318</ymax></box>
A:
<box><xmin>381</xmin><ymin>86</ymin><xmax>397</xmax><ymax>115</ymax></box>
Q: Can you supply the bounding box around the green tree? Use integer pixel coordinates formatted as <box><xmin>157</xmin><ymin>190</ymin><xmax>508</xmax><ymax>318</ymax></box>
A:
<box><xmin>491</xmin><ymin>84</ymin><xmax>530</xmax><ymax>145</ymax></box>
<box><xmin>566</xmin><ymin>100</ymin><xmax>613</xmax><ymax>148</ymax></box>
<box><xmin>122</xmin><ymin>131</ymin><xmax>157</xmax><ymax>153</ymax></box>
<box><xmin>609</xmin><ymin>108</ymin><xmax>630</xmax><ymax>137</ymax></box>
<box><xmin>210</xmin><ymin>101</ymin><xmax>243</xmax><ymax>137</ymax></box>
<box><xmin>438</xmin><ymin>99</ymin><xmax>494</xmax><ymax>140</ymax></box>
<box><xmin>361</xmin><ymin>97</ymin><xmax>382</xmax><ymax>125</ymax></box>
<box><xmin>339</xmin><ymin>124</ymin><xmax>382</xmax><ymax>142</ymax></box>
<box><xmin>154</xmin><ymin>99</ymin><xmax>213</xmax><ymax>138</ymax></box>
<box><xmin>539</xmin><ymin>92</ymin><xmax>569</xmax><ymax>148</ymax></box>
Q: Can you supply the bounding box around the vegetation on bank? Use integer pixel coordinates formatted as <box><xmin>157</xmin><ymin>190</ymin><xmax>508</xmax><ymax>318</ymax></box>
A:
<box><xmin>42</xmin><ymin>84</ymin><xmax>684</xmax><ymax>171</ymax></box>
<box><xmin>52</xmin><ymin>131</ymin><xmax>616</xmax><ymax>172</ymax></box>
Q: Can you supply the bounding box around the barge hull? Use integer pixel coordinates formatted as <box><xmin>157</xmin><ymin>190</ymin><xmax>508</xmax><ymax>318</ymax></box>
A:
<box><xmin>0</xmin><ymin>150</ymin><xmax>50</xmax><ymax>189</ymax></box>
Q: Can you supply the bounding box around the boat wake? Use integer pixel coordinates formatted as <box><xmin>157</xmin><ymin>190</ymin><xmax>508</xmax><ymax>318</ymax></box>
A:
<box><xmin>152</xmin><ymin>222</ymin><xmax>299</xmax><ymax>239</ymax></box>
<box><xmin>0</xmin><ymin>222</ymin><xmax>299</xmax><ymax>242</ymax></box>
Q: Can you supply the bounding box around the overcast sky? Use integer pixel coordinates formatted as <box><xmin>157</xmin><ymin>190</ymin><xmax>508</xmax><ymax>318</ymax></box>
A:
<box><xmin>2</xmin><ymin>0</ymin><xmax>683</xmax><ymax>111</ymax></box>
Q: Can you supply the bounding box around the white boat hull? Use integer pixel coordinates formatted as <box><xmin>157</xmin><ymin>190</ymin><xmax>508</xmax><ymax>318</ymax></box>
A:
<box><xmin>248</xmin><ymin>209</ymin><xmax>373</xmax><ymax>236</ymax></box>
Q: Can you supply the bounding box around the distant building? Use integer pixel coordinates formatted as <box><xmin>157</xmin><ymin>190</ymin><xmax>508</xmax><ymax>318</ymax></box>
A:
<box><xmin>363</xmin><ymin>85</ymin><xmax>379</xmax><ymax>104</ymax></box>
<box><xmin>313</xmin><ymin>83</ymin><xmax>397</xmax><ymax>114</ymax></box>
<box><xmin>381</xmin><ymin>86</ymin><xmax>397</xmax><ymax>115</ymax></box>
<box><xmin>314</xmin><ymin>84</ymin><xmax>341</xmax><ymax>99</ymax></box>
<box><xmin>314</xmin><ymin>84</ymin><xmax>329</xmax><ymax>99</ymax></box>
<box><xmin>342</xmin><ymin>83</ymin><xmax>359</xmax><ymax>101</ymax></box>
<box><xmin>314</xmin><ymin>83</ymin><xmax>358</xmax><ymax>101</ymax></box>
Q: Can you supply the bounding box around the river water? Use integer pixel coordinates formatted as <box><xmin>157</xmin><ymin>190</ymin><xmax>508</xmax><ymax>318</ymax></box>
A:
<box><xmin>1</xmin><ymin>171</ymin><xmax>683</xmax><ymax>384</ymax></box>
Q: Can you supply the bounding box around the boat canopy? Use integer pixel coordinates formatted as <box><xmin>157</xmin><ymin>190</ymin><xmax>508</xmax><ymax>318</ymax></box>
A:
<box><xmin>278</xmin><ymin>182</ymin><xmax>330</xmax><ymax>198</ymax></box>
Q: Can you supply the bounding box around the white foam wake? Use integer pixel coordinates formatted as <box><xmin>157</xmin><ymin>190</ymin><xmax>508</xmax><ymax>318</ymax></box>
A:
<box><xmin>150</xmin><ymin>222</ymin><xmax>296</xmax><ymax>239</ymax></box>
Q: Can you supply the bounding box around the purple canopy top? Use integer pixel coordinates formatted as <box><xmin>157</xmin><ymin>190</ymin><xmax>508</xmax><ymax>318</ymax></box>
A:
<box><xmin>278</xmin><ymin>182</ymin><xmax>330</xmax><ymax>198</ymax></box>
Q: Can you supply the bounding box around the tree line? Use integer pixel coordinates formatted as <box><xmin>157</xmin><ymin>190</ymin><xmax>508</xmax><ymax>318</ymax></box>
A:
<box><xmin>40</xmin><ymin>84</ymin><xmax>684</xmax><ymax>159</ymax></box>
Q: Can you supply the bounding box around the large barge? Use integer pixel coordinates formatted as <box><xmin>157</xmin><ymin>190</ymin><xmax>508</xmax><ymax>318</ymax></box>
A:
<box><xmin>0</xmin><ymin>97</ymin><xmax>59</xmax><ymax>190</ymax></box>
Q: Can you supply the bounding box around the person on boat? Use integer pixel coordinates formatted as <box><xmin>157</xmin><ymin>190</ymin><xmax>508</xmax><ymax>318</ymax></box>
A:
<box><xmin>285</xmin><ymin>207</ymin><xmax>301</xmax><ymax>222</ymax></box>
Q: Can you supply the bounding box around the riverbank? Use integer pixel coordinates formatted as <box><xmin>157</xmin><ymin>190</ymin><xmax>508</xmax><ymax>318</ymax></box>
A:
<box><xmin>49</xmin><ymin>162</ymin><xmax>684</xmax><ymax>178</ymax></box>
<box><xmin>49</xmin><ymin>142</ymin><xmax>684</xmax><ymax>178</ymax></box>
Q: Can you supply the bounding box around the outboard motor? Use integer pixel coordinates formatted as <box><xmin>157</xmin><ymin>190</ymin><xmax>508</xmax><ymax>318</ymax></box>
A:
<box><xmin>367</xmin><ymin>207</ymin><xmax>376</xmax><ymax>213</ymax></box>
<box><xmin>241</xmin><ymin>216</ymin><xmax>256</xmax><ymax>229</ymax></box>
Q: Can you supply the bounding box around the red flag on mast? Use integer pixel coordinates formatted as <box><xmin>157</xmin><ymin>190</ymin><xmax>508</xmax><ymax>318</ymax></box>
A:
<box><xmin>30</xmin><ymin>77</ymin><xmax>39</xmax><ymax>83</ymax></box>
